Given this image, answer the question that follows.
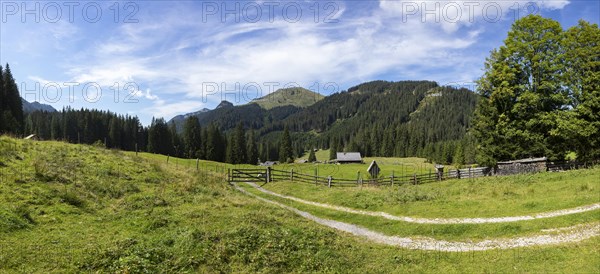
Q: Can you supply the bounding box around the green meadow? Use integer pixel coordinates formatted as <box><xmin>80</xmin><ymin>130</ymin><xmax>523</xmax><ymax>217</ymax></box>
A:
<box><xmin>1</xmin><ymin>137</ymin><xmax>599</xmax><ymax>273</ymax></box>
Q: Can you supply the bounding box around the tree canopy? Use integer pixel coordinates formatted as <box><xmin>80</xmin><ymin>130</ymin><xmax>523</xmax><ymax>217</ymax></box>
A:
<box><xmin>474</xmin><ymin>15</ymin><xmax>600</xmax><ymax>163</ymax></box>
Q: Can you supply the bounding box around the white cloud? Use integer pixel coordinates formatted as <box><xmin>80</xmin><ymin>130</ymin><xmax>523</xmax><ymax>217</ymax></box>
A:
<box><xmin>56</xmin><ymin>0</ymin><xmax>571</xmax><ymax>119</ymax></box>
<box><xmin>538</xmin><ymin>0</ymin><xmax>570</xmax><ymax>9</ymax></box>
<box><xmin>142</xmin><ymin>100</ymin><xmax>206</xmax><ymax>119</ymax></box>
<box><xmin>378</xmin><ymin>0</ymin><xmax>571</xmax><ymax>33</ymax></box>
<box><xmin>28</xmin><ymin>76</ymin><xmax>53</xmax><ymax>86</ymax></box>
<box><xmin>143</xmin><ymin>89</ymin><xmax>159</xmax><ymax>101</ymax></box>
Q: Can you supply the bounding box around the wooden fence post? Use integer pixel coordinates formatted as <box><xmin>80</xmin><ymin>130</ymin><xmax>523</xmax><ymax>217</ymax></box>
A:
<box><xmin>391</xmin><ymin>171</ymin><xmax>395</xmax><ymax>187</ymax></box>
<box><xmin>167</xmin><ymin>155</ymin><xmax>170</xmax><ymax>163</ymax></box>
<box><xmin>413</xmin><ymin>173</ymin><xmax>417</xmax><ymax>185</ymax></box>
<box><xmin>266</xmin><ymin>167</ymin><xmax>271</xmax><ymax>183</ymax></box>
<box><xmin>328</xmin><ymin>176</ymin><xmax>332</xmax><ymax>188</ymax></box>
<box><xmin>315</xmin><ymin>168</ymin><xmax>318</xmax><ymax>186</ymax></box>
<box><xmin>291</xmin><ymin>168</ymin><xmax>294</xmax><ymax>182</ymax></box>
<box><xmin>196</xmin><ymin>158</ymin><xmax>200</xmax><ymax>171</ymax></box>
<box><xmin>457</xmin><ymin>169</ymin><xmax>461</xmax><ymax>179</ymax></box>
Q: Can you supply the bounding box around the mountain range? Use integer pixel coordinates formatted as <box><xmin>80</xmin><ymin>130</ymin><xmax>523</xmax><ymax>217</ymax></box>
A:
<box><xmin>21</xmin><ymin>98</ymin><xmax>56</xmax><ymax>113</ymax></box>
<box><xmin>168</xmin><ymin>87</ymin><xmax>324</xmax><ymax>132</ymax></box>
<box><xmin>168</xmin><ymin>80</ymin><xmax>479</xmax><ymax>159</ymax></box>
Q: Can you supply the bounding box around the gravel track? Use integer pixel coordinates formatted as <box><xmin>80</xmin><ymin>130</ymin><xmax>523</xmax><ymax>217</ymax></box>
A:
<box><xmin>232</xmin><ymin>183</ymin><xmax>600</xmax><ymax>251</ymax></box>
<box><xmin>245</xmin><ymin>182</ymin><xmax>600</xmax><ymax>224</ymax></box>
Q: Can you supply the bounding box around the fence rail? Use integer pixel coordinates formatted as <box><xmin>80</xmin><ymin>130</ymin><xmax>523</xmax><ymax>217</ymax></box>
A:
<box><xmin>228</xmin><ymin>160</ymin><xmax>598</xmax><ymax>188</ymax></box>
<box><xmin>228</xmin><ymin>166</ymin><xmax>493</xmax><ymax>187</ymax></box>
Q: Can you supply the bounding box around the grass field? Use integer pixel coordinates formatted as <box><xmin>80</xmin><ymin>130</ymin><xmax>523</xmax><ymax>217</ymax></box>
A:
<box><xmin>133</xmin><ymin>150</ymin><xmax>442</xmax><ymax>178</ymax></box>
<box><xmin>1</xmin><ymin>136</ymin><xmax>599</xmax><ymax>272</ymax></box>
<box><xmin>238</xmin><ymin>183</ymin><xmax>599</xmax><ymax>240</ymax></box>
<box><xmin>258</xmin><ymin>169</ymin><xmax>600</xmax><ymax>218</ymax></box>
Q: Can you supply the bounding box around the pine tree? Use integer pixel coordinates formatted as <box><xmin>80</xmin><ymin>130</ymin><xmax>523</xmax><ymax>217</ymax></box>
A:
<box><xmin>50</xmin><ymin>115</ymin><xmax>61</xmax><ymax>140</ymax></box>
<box><xmin>226</xmin><ymin>123</ymin><xmax>247</xmax><ymax>164</ymax></box>
<box><xmin>453</xmin><ymin>142</ymin><xmax>465</xmax><ymax>167</ymax></box>
<box><xmin>205</xmin><ymin>123</ymin><xmax>226</xmax><ymax>162</ymax></box>
<box><xmin>279</xmin><ymin>126</ymin><xmax>293</xmax><ymax>163</ymax></box>
<box><xmin>108</xmin><ymin>118</ymin><xmax>121</xmax><ymax>148</ymax></box>
<box><xmin>148</xmin><ymin>118</ymin><xmax>173</xmax><ymax>155</ymax></box>
<box><xmin>2</xmin><ymin>64</ymin><xmax>23</xmax><ymax>134</ymax></box>
<box><xmin>183</xmin><ymin>116</ymin><xmax>202</xmax><ymax>158</ymax></box>
<box><xmin>329</xmin><ymin>137</ymin><xmax>337</xmax><ymax>160</ymax></box>
<box><xmin>170</xmin><ymin>122</ymin><xmax>183</xmax><ymax>157</ymax></box>
<box><xmin>247</xmin><ymin>130</ymin><xmax>258</xmax><ymax>165</ymax></box>
<box><xmin>308</xmin><ymin>148</ymin><xmax>317</xmax><ymax>162</ymax></box>
<box><xmin>225</xmin><ymin>134</ymin><xmax>234</xmax><ymax>164</ymax></box>
<box><xmin>199</xmin><ymin>127</ymin><xmax>208</xmax><ymax>160</ymax></box>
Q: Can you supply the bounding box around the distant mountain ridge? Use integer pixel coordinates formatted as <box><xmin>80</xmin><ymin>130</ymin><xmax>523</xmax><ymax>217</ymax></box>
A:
<box><xmin>250</xmin><ymin>87</ymin><xmax>324</xmax><ymax>110</ymax></box>
<box><xmin>167</xmin><ymin>88</ymin><xmax>324</xmax><ymax>132</ymax></box>
<box><xmin>168</xmin><ymin>81</ymin><xmax>479</xmax><ymax>150</ymax></box>
<box><xmin>21</xmin><ymin>98</ymin><xmax>56</xmax><ymax>113</ymax></box>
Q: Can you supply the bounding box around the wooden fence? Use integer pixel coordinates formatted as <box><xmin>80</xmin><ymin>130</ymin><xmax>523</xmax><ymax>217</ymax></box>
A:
<box><xmin>228</xmin><ymin>166</ymin><xmax>492</xmax><ymax>187</ymax></box>
<box><xmin>228</xmin><ymin>168</ymin><xmax>269</xmax><ymax>184</ymax></box>
<box><xmin>546</xmin><ymin>161</ymin><xmax>596</xmax><ymax>172</ymax></box>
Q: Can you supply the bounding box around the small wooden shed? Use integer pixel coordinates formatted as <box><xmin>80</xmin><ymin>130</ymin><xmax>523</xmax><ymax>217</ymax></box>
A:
<box><xmin>367</xmin><ymin>160</ymin><xmax>380</xmax><ymax>178</ymax></box>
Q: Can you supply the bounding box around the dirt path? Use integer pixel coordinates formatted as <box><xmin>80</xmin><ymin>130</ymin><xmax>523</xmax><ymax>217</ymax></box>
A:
<box><xmin>233</xmin><ymin>183</ymin><xmax>600</xmax><ymax>252</ymax></box>
<box><xmin>244</xmin><ymin>182</ymin><xmax>600</xmax><ymax>224</ymax></box>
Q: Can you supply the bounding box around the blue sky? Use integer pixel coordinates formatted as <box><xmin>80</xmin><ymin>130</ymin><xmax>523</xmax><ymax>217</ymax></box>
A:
<box><xmin>1</xmin><ymin>0</ymin><xmax>598</xmax><ymax>125</ymax></box>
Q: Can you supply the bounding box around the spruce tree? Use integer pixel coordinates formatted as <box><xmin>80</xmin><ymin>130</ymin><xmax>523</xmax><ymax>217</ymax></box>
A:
<box><xmin>247</xmin><ymin>130</ymin><xmax>258</xmax><ymax>165</ymax></box>
<box><xmin>225</xmin><ymin>134</ymin><xmax>234</xmax><ymax>164</ymax></box>
<box><xmin>233</xmin><ymin>123</ymin><xmax>247</xmax><ymax>164</ymax></box>
<box><xmin>453</xmin><ymin>142</ymin><xmax>465</xmax><ymax>167</ymax></box>
<box><xmin>50</xmin><ymin>115</ymin><xmax>61</xmax><ymax>140</ymax></box>
<box><xmin>279</xmin><ymin>126</ymin><xmax>293</xmax><ymax>163</ymax></box>
<box><xmin>108</xmin><ymin>118</ymin><xmax>121</xmax><ymax>148</ymax></box>
<box><xmin>2</xmin><ymin>64</ymin><xmax>23</xmax><ymax>134</ymax></box>
<box><xmin>308</xmin><ymin>148</ymin><xmax>317</xmax><ymax>162</ymax></box>
<box><xmin>205</xmin><ymin>123</ymin><xmax>226</xmax><ymax>162</ymax></box>
<box><xmin>170</xmin><ymin>122</ymin><xmax>183</xmax><ymax>157</ymax></box>
<box><xmin>183</xmin><ymin>116</ymin><xmax>202</xmax><ymax>158</ymax></box>
<box><xmin>329</xmin><ymin>137</ymin><xmax>337</xmax><ymax>160</ymax></box>
<box><xmin>148</xmin><ymin>118</ymin><xmax>173</xmax><ymax>155</ymax></box>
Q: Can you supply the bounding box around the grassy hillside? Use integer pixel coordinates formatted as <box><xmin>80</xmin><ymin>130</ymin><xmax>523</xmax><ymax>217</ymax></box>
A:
<box><xmin>251</xmin><ymin>87</ymin><xmax>325</xmax><ymax>110</ymax></box>
<box><xmin>1</xmin><ymin>136</ymin><xmax>599</xmax><ymax>272</ymax></box>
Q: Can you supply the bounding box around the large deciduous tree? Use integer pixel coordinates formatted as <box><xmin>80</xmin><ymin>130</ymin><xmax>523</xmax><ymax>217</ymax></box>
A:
<box><xmin>474</xmin><ymin>15</ymin><xmax>599</xmax><ymax>164</ymax></box>
<box><xmin>555</xmin><ymin>20</ymin><xmax>600</xmax><ymax>161</ymax></box>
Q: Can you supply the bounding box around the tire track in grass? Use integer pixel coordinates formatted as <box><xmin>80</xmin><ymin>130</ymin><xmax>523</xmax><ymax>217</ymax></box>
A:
<box><xmin>245</xmin><ymin>182</ymin><xmax>600</xmax><ymax>224</ymax></box>
<box><xmin>233</xmin><ymin>183</ymin><xmax>600</xmax><ymax>252</ymax></box>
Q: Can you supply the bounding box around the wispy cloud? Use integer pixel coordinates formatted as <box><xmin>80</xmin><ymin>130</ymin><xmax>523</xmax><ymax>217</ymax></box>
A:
<box><xmin>1</xmin><ymin>0</ymin><xmax>578</xmax><ymax>124</ymax></box>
